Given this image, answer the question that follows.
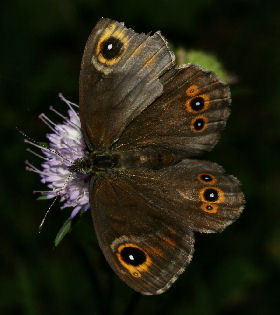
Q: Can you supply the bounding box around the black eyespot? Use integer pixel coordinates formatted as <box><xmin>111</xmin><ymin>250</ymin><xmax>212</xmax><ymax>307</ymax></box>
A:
<box><xmin>200</xmin><ymin>174</ymin><xmax>213</xmax><ymax>182</ymax></box>
<box><xmin>206</xmin><ymin>205</ymin><xmax>213</xmax><ymax>210</ymax></box>
<box><xmin>190</xmin><ymin>97</ymin><xmax>205</xmax><ymax>111</ymax></box>
<box><xmin>120</xmin><ymin>246</ymin><xmax>146</xmax><ymax>266</ymax></box>
<box><xmin>100</xmin><ymin>37</ymin><xmax>124</xmax><ymax>60</ymax></box>
<box><xmin>193</xmin><ymin>118</ymin><xmax>205</xmax><ymax>130</ymax></box>
<box><xmin>203</xmin><ymin>188</ymin><xmax>219</xmax><ymax>202</ymax></box>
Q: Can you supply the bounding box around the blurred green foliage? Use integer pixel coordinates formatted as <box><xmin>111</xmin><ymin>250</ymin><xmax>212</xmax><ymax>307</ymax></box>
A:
<box><xmin>1</xmin><ymin>0</ymin><xmax>280</xmax><ymax>314</ymax></box>
<box><xmin>176</xmin><ymin>49</ymin><xmax>229</xmax><ymax>82</ymax></box>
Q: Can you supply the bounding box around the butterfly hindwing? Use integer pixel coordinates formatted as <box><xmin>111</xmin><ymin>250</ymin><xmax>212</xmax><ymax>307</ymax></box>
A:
<box><xmin>79</xmin><ymin>18</ymin><xmax>174</xmax><ymax>150</ymax></box>
<box><xmin>115</xmin><ymin>159</ymin><xmax>244</xmax><ymax>233</ymax></box>
<box><xmin>90</xmin><ymin>174</ymin><xmax>195</xmax><ymax>295</ymax></box>
<box><xmin>113</xmin><ymin>64</ymin><xmax>230</xmax><ymax>157</ymax></box>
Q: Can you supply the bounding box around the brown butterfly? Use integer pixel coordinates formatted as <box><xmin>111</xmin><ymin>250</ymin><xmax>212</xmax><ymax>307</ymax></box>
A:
<box><xmin>72</xmin><ymin>18</ymin><xmax>245</xmax><ymax>295</ymax></box>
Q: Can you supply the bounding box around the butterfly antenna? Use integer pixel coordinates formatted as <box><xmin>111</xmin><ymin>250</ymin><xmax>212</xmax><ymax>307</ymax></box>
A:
<box><xmin>16</xmin><ymin>126</ymin><xmax>39</xmax><ymax>143</ymax></box>
<box><xmin>38</xmin><ymin>196</ymin><xmax>58</xmax><ymax>233</ymax></box>
<box><xmin>38</xmin><ymin>172</ymin><xmax>74</xmax><ymax>233</ymax></box>
<box><xmin>16</xmin><ymin>126</ymin><xmax>72</xmax><ymax>164</ymax></box>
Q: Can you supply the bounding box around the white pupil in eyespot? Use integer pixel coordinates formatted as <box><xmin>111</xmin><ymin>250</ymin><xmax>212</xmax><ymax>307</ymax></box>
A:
<box><xmin>196</xmin><ymin>101</ymin><xmax>201</xmax><ymax>106</ymax></box>
<box><xmin>129</xmin><ymin>254</ymin><xmax>134</xmax><ymax>261</ymax></box>
<box><xmin>107</xmin><ymin>43</ymin><xmax>113</xmax><ymax>50</ymax></box>
<box><xmin>210</xmin><ymin>193</ymin><xmax>214</xmax><ymax>198</ymax></box>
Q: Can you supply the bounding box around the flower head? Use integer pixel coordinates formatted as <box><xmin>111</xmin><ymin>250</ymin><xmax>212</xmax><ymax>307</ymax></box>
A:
<box><xmin>25</xmin><ymin>94</ymin><xmax>90</xmax><ymax>219</ymax></box>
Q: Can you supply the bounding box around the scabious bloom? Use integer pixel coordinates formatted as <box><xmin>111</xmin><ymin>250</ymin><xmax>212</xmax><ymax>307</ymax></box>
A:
<box><xmin>25</xmin><ymin>94</ymin><xmax>90</xmax><ymax>219</ymax></box>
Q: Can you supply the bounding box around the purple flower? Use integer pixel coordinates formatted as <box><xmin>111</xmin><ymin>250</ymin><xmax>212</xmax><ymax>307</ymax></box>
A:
<box><xmin>25</xmin><ymin>94</ymin><xmax>90</xmax><ymax>219</ymax></box>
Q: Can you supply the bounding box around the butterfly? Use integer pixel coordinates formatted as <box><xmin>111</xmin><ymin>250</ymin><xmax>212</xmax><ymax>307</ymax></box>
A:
<box><xmin>73</xmin><ymin>18</ymin><xmax>245</xmax><ymax>295</ymax></box>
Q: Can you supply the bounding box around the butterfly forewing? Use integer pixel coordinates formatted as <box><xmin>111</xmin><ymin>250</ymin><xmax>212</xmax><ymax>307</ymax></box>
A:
<box><xmin>79</xmin><ymin>18</ymin><xmax>174</xmax><ymax>150</ymax></box>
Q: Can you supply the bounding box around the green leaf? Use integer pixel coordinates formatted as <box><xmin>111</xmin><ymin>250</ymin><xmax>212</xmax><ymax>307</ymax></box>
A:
<box><xmin>175</xmin><ymin>48</ymin><xmax>228</xmax><ymax>83</ymax></box>
<box><xmin>37</xmin><ymin>195</ymin><xmax>47</xmax><ymax>200</ymax></box>
<box><xmin>54</xmin><ymin>217</ymin><xmax>72</xmax><ymax>247</ymax></box>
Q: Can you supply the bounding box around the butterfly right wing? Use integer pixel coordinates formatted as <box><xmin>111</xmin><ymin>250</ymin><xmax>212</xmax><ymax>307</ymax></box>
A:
<box><xmin>89</xmin><ymin>158</ymin><xmax>244</xmax><ymax>294</ymax></box>
<box><xmin>113</xmin><ymin>64</ymin><xmax>230</xmax><ymax>157</ymax></box>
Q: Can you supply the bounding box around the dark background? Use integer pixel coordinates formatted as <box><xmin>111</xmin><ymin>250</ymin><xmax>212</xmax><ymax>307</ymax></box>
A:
<box><xmin>1</xmin><ymin>0</ymin><xmax>280</xmax><ymax>314</ymax></box>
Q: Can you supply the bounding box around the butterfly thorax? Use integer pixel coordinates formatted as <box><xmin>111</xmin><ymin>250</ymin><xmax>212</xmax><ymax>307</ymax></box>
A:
<box><xmin>69</xmin><ymin>150</ymin><xmax>179</xmax><ymax>175</ymax></box>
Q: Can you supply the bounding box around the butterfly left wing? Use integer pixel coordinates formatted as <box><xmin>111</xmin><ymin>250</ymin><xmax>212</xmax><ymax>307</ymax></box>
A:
<box><xmin>89</xmin><ymin>159</ymin><xmax>244</xmax><ymax>295</ymax></box>
<box><xmin>79</xmin><ymin>18</ymin><xmax>174</xmax><ymax>150</ymax></box>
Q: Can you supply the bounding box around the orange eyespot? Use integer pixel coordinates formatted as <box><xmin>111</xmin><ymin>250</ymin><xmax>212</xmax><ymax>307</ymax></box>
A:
<box><xmin>185</xmin><ymin>94</ymin><xmax>210</xmax><ymax>113</ymax></box>
<box><xmin>116</xmin><ymin>243</ymin><xmax>152</xmax><ymax>278</ymax></box>
<box><xmin>201</xmin><ymin>203</ymin><xmax>218</xmax><ymax>213</ymax></box>
<box><xmin>198</xmin><ymin>173</ymin><xmax>217</xmax><ymax>185</ymax></box>
<box><xmin>95</xmin><ymin>24</ymin><xmax>129</xmax><ymax>66</ymax></box>
<box><xmin>186</xmin><ymin>85</ymin><xmax>200</xmax><ymax>97</ymax></box>
<box><xmin>199</xmin><ymin>187</ymin><xmax>225</xmax><ymax>203</ymax></box>
<box><xmin>190</xmin><ymin>115</ymin><xmax>208</xmax><ymax>133</ymax></box>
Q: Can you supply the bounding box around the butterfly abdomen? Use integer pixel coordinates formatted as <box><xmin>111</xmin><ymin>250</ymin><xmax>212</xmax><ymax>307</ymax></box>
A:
<box><xmin>70</xmin><ymin>150</ymin><xmax>182</xmax><ymax>175</ymax></box>
<box><xmin>114</xmin><ymin>150</ymin><xmax>180</xmax><ymax>170</ymax></box>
